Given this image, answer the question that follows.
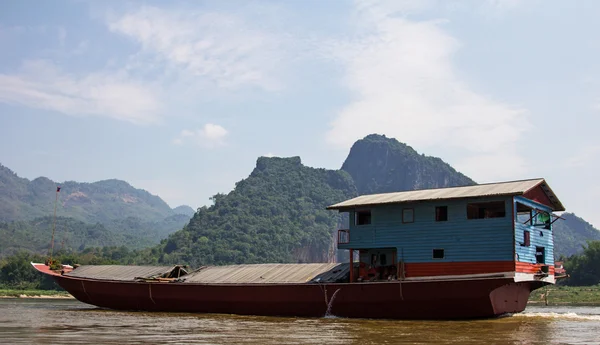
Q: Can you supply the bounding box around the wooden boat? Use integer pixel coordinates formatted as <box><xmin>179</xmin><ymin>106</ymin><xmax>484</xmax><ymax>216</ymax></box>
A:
<box><xmin>33</xmin><ymin>178</ymin><xmax>564</xmax><ymax>319</ymax></box>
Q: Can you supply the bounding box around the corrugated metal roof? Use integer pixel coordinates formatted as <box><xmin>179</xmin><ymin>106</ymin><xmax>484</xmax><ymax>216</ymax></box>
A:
<box><xmin>183</xmin><ymin>263</ymin><xmax>349</xmax><ymax>284</ymax></box>
<box><xmin>65</xmin><ymin>265</ymin><xmax>179</xmax><ymax>281</ymax></box>
<box><xmin>327</xmin><ymin>178</ymin><xmax>563</xmax><ymax>210</ymax></box>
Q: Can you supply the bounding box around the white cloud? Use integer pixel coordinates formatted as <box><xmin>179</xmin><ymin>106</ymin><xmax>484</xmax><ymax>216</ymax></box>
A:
<box><xmin>326</xmin><ymin>0</ymin><xmax>529</xmax><ymax>181</ymax></box>
<box><xmin>108</xmin><ymin>6</ymin><xmax>284</xmax><ymax>91</ymax></box>
<box><xmin>1</xmin><ymin>6</ymin><xmax>289</xmax><ymax>125</ymax></box>
<box><xmin>0</xmin><ymin>60</ymin><xmax>161</xmax><ymax>124</ymax></box>
<box><xmin>263</xmin><ymin>153</ymin><xmax>276</xmax><ymax>158</ymax></box>
<box><xmin>173</xmin><ymin>123</ymin><xmax>229</xmax><ymax>148</ymax></box>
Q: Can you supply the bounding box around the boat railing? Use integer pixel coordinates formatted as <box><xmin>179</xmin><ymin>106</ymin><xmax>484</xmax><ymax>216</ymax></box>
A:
<box><xmin>338</xmin><ymin>229</ymin><xmax>350</xmax><ymax>244</ymax></box>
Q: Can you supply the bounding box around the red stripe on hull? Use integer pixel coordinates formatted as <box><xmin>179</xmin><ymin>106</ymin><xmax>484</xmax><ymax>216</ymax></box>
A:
<box><xmin>516</xmin><ymin>261</ymin><xmax>555</xmax><ymax>275</ymax></box>
<box><xmin>50</xmin><ymin>274</ymin><xmax>536</xmax><ymax>320</ymax></box>
<box><xmin>405</xmin><ymin>261</ymin><xmax>515</xmax><ymax>277</ymax></box>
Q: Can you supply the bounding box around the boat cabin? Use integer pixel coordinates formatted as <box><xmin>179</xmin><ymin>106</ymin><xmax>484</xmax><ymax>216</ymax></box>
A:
<box><xmin>327</xmin><ymin>178</ymin><xmax>565</xmax><ymax>283</ymax></box>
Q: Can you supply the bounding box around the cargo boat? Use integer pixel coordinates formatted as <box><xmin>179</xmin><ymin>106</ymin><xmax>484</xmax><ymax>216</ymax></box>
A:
<box><xmin>33</xmin><ymin>178</ymin><xmax>564</xmax><ymax>319</ymax></box>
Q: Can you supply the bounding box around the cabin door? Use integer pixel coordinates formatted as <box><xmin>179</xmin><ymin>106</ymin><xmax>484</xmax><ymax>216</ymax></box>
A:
<box><xmin>358</xmin><ymin>248</ymin><xmax>397</xmax><ymax>281</ymax></box>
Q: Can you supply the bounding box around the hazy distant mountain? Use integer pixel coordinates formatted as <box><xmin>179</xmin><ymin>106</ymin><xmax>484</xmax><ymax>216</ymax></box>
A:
<box><xmin>0</xmin><ymin>163</ymin><xmax>174</xmax><ymax>224</ymax></box>
<box><xmin>554</xmin><ymin>213</ymin><xmax>600</xmax><ymax>257</ymax></box>
<box><xmin>173</xmin><ymin>205</ymin><xmax>195</xmax><ymax>217</ymax></box>
<box><xmin>0</xmin><ymin>163</ymin><xmax>191</xmax><ymax>256</ymax></box>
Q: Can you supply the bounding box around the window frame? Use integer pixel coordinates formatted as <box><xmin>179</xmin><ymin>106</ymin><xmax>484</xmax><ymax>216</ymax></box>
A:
<box><xmin>522</xmin><ymin>230</ymin><xmax>531</xmax><ymax>247</ymax></box>
<box><xmin>432</xmin><ymin>248</ymin><xmax>445</xmax><ymax>259</ymax></box>
<box><xmin>435</xmin><ymin>206</ymin><xmax>448</xmax><ymax>222</ymax></box>
<box><xmin>535</xmin><ymin>246</ymin><xmax>545</xmax><ymax>264</ymax></box>
<box><xmin>466</xmin><ymin>201</ymin><xmax>506</xmax><ymax>220</ymax></box>
<box><xmin>355</xmin><ymin>209</ymin><xmax>372</xmax><ymax>226</ymax></box>
<box><xmin>402</xmin><ymin>208</ymin><xmax>415</xmax><ymax>223</ymax></box>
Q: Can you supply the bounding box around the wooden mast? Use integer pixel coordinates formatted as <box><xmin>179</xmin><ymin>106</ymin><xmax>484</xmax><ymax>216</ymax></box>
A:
<box><xmin>48</xmin><ymin>186</ymin><xmax>60</xmax><ymax>264</ymax></box>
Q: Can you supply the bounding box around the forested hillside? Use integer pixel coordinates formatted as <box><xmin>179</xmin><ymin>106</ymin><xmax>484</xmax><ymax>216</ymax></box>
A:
<box><xmin>0</xmin><ymin>217</ymin><xmax>148</xmax><ymax>257</ymax></box>
<box><xmin>143</xmin><ymin>157</ymin><xmax>357</xmax><ymax>267</ymax></box>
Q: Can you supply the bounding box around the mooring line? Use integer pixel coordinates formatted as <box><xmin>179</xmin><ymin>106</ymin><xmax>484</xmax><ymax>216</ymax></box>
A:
<box><xmin>149</xmin><ymin>284</ymin><xmax>156</xmax><ymax>305</ymax></box>
<box><xmin>398</xmin><ymin>279</ymin><xmax>404</xmax><ymax>301</ymax></box>
<box><xmin>325</xmin><ymin>288</ymin><xmax>341</xmax><ymax>317</ymax></box>
<box><xmin>81</xmin><ymin>281</ymin><xmax>92</xmax><ymax>303</ymax></box>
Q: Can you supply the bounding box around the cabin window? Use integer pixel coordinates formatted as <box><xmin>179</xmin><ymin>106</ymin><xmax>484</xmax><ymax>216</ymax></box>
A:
<box><xmin>533</xmin><ymin>212</ymin><xmax>551</xmax><ymax>229</ymax></box>
<box><xmin>516</xmin><ymin>202</ymin><xmax>551</xmax><ymax>229</ymax></box>
<box><xmin>433</xmin><ymin>249</ymin><xmax>444</xmax><ymax>259</ymax></box>
<box><xmin>516</xmin><ymin>203</ymin><xmax>533</xmax><ymax>225</ymax></box>
<box><xmin>535</xmin><ymin>246</ymin><xmax>545</xmax><ymax>264</ymax></box>
<box><xmin>435</xmin><ymin>206</ymin><xmax>448</xmax><ymax>221</ymax></box>
<box><xmin>522</xmin><ymin>230</ymin><xmax>531</xmax><ymax>247</ymax></box>
<box><xmin>356</xmin><ymin>210</ymin><xmax>372</xmax><ymax>225</ymax></box>
<box><xmin>402</xmin><ymin>208</ymin><xmax>414</xmax><ymax>223</ymax></box>
<box><xmin>380</xmin><ymin>254</ymin><xmax>387</xmax><ymax>266</ymax></box>
<box><xmin>466</xmin><ymin>201</ymin><xmax>505</xmax><ymax>219</ymax></box>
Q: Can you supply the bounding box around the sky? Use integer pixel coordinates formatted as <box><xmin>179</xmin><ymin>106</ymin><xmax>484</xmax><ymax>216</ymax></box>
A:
<box><xmin>1</xmin><ymin>0</ymin><xmax>599</xmax><ymax>227</ymax></box>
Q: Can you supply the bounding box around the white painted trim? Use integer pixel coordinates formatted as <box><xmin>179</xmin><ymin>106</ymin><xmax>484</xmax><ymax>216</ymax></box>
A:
<box><xmin>401</xmin><ymin>271</ymin><xmax>556</xmax><ymax>284</ymax></box>
<box><xmin>514</xmin><ymin>272</ymin><xmax>555</xmax><ymax>284</ymax></box>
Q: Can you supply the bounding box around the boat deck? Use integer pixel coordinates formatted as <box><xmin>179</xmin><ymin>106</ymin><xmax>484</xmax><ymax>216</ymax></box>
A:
<box><xmin>56</xmin><ymin>263</ymin><xmax>351</xmax><ymax>284</ymax></box>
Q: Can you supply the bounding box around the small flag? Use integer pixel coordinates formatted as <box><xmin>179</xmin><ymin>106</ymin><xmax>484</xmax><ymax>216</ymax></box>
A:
<box><xmin>57</xmin><ymin>186</ymin><xmax>61</xmax><ymax>192</ymax></box>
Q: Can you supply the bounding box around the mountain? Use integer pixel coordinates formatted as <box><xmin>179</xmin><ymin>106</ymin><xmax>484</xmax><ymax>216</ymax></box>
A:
<box><xmin>553</xmin><ymin>213</ymin><xmax>600</xmax><ymax>258</ymax></box>
<box><xmin>144</xmin><ymin>156</ymin><xmax>357</xmax><ymax>267</ymax></box>
<box><xmin>0</xmin><ymin>163</ymin><xmax>174</xmax><ymax>224</ymax></box>
<box><xmin>145</xmin><ymin>136</ymin><xmax>480</xmax><ymax>267</ymax></box>
<box><xmin>0</xmin><ymin>163</ymin><xmax>191</xmax><ymax>256</ymax></box>
<box><xmin>173</xmin><ymin>205</ymin><xmax>196</xmax><ymax>217</ymax></box>
<box><xmin>341</xmin><ymin>134</ymin><xmax>475</xmax><ymax>194</ymax></box>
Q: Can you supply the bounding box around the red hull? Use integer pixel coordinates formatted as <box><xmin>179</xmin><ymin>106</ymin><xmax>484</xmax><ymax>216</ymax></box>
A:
<box><xmin>47</xmin><ymin>272</ymin><xmax>536</xmax><ymax>320</ymax></box>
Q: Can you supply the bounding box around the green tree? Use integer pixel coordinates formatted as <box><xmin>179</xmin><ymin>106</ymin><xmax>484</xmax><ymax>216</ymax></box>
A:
<box><xmin>563</xmin><ymin>241</ymin><xmax>600</xmax><ymax>286</ymax></box>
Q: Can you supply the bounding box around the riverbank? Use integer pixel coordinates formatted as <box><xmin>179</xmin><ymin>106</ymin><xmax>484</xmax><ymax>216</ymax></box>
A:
<box><xmin>0</xmin><ymin>289</ymin><xmax>73</xmax><ymax>299</ymax></box>
<box><xmin>529</xmin><ymin>285</ymin><xmax>600</xmax><ymax>305</ymax></box>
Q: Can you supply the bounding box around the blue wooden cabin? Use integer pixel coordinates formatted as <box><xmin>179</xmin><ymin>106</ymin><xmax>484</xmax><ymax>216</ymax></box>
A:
<box><xmin>327</xmin><ymin>179</ymin><xmax>565</xmax><ymax>282</ymax></box>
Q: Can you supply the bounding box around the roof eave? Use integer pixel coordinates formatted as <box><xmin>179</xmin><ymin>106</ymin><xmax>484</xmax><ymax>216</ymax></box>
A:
<box><xmin>526</xmin><ymin>179</ymin><xmax>566</xmax><ymax>212</ymax></box>
<box><xmin>326</xmin><ymin>192</ymin><xmax>523</xmax><ymax>211</ymax></box>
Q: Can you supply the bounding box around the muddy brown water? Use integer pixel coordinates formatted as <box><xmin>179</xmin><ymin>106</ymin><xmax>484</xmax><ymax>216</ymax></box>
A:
<box><xmin>1</xmin><ymin>299</ymin><xmax>599</xmax><ymax>344</ymax></box>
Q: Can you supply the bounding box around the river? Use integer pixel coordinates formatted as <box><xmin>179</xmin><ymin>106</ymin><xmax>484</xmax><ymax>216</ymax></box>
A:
<box><xmin>0</xmin><ymin>299</ymin><xmax>598</xmax><ymax>344</ymax></box>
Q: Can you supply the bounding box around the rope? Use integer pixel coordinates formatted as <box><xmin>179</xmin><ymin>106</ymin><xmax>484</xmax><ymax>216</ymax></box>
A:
<box><xmin>149</xmin><ymin>284</ymin><xmax>156</xmax><ymax>305</ymax></box>
<box><xmin>81</xmin><ymin>281</ymin><xmax>92</xmax><ymax>303</ymax></box>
